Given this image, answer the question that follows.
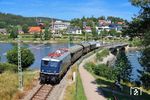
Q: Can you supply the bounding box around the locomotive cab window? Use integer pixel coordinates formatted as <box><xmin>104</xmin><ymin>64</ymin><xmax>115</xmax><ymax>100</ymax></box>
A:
<box><xmin>43</xmin><ymin>60</ymin><xmax>49</xmax><ymax>66</ymax></box>
<box><xmin>50</xmin><ymin>61</ymin><xmax>59</xmax><ymax>67</ymax></box>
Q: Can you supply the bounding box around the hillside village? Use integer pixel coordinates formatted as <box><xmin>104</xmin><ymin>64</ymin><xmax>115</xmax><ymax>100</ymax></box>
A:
<box><xmin>0</xmin><ymin>13</ymin><xmax>128</xmax><ymax>38</ymax></box>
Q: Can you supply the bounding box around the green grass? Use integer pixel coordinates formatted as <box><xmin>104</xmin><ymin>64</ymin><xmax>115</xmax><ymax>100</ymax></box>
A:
<box><xmin>96</xmin><ymin>49</ymin><xmax>109</xmax><ymax>61</ymax></box>
<box><xmin>94</xmin><ymin>73</ymin><xmax>150</xmax><ymax>100</ymax></box>
<box><xmin>0</xmin><ymin>70</ymin><xmax>38</xmax><ymax>100</ymax></box>
<box><xmin>76</xmin><ymin>72</ymin><xmax>87</xmax><ymax>100</ymax></box>
<box><xmin>64</xmin><ymin>65</ymin><xmax>87</xmax><ymax>100</ymax></box>
<box><xmin>84</xmin><ymin>61</ymin><xmax>150</xmax><ymax>100</ymax></box>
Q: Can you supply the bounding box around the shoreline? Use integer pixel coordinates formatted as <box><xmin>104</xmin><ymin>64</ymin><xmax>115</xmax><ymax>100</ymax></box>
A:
<box><xmin>126</xmin><ymin>46</ymin><xmax>144</xmax><ymax>51</ymax></box>
<box><xmin>0</xmin><ymin>40</ymin><xmax>80</xmax><ymax>44</ymax></box>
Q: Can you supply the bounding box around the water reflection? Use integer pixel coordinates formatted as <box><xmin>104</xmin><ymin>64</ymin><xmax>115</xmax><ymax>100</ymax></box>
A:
<box><xmin>127</xmin><ymin>50</ymin><xmax>143</xmax><ymax>81</ymax></box>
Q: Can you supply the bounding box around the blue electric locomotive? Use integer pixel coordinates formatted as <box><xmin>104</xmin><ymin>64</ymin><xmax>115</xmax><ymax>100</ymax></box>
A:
<box><xmin>40</xmin><ymin>48</ymin><xmax>71</xmax><ymax>84</ymax></box>
<box><xmin>40</xmin><ymin>41</ymin><xmax>101</xmax><ymax>84</ymax></box>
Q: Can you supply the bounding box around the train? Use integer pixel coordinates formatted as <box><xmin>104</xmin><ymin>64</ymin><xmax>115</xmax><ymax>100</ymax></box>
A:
<box><xmin>40</xmin><ymin>41</ymin><xmax>102</xmax><ymax>84</ymax></box>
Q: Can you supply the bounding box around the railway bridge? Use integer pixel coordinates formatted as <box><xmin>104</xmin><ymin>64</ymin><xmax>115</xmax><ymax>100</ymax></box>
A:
<box><xmin>107</xmin><ymin>43</ymin><xmax>128</xmax><ymax>55</ymax></box>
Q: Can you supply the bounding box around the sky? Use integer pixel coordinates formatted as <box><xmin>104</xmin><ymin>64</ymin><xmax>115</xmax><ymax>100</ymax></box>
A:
<box><xmin>0</xmin><ymin>0</ymin><xmax>139</xmax><ymax>21</ymax></box>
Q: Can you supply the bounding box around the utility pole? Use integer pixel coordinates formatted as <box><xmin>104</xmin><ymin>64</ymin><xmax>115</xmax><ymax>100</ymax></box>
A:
<box><xmin>52</xmin><ymin>18</ymin><xmax>55</xmax><ymax>40</ymax></box>
<box><xmin>18</xmin><ymin>35</ymin><xmax>23</xmax><ymax>91</ymax></box>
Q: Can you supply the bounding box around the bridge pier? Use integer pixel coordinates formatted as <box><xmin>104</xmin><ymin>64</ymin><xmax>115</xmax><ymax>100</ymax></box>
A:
<box><xmin>109</xmin><ymin>44</ymin><xmax>128</xmax><ymax>55</ymax></box>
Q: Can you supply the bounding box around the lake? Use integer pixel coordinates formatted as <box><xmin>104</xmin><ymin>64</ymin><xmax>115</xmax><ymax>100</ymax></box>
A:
<box><xmin>0</xmin><ymin>43</ymin><xmax>74</xmax><ymax>69</ymax></box>
<box><xmin>0</xmin><ymin>43</ymin><xmax>143</xmax><ymax>81</ymax></box>
<box><xmin>126</xmin><ymin>50</ymin><xmax>143</xmax><ymax>81</ymax></box>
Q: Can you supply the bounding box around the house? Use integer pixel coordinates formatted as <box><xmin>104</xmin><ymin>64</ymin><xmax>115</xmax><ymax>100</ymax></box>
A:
<box><xmin>67</xmin><ymin>27</ymin><xmax>82</xmax><ymax>34</ymax></box>
<box><xmin>28</xmin><ymin>26</ymin><xmax>42</xmax><ymax>34</ymax></box>
<box><xmin>96</xmin><ymin>26</ymin><xmax>110</xmax><ymax>33</ymax></box>
<box><xmin>98</xmin><ymin>20</ymin><xmax>111</xmax><ymax>26</ymax></box>
<box><xmin>0</xmin><ymin>28</ymin><xmax>7</xmax><ymax>35</ymax></box>
<box><xmin>18</xmin><ymin>27</ymin><xmax>24</xmax><ymax>34</ymax></box>
<box><xmin>18</xmin><ymin>30</ymin><xmax>24</xmax><ymax>34</ymax></box>
<box><xmin>84</xmin><ymin>26</ymin><xmax>92</xmax><ymax>33</ymax></box>
<box><xmin>117</xmin><ymin>22</ymin><xmax>124</xmax><ymax>25</ymax></box>
<box><xmin>109</xmin><ymin>24</ymin><xmax>122</xmax><ymax>33</ymax></box>
<box><xmin>52</xmin><ymin>20</ymin><xmax>70</xmax><ymax>31</ymax></box>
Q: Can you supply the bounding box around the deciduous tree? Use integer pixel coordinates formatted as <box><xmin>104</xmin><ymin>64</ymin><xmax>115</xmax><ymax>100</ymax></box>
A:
<box><xmin>6</xmin><ymin>47</ymin><xmax>35</xmax><ymax>69</ymax></box>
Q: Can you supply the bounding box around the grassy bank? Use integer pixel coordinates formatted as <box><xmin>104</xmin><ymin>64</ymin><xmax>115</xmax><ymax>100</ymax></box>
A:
<box><xmin>96</xmin><ymin>49</ymin><xmax>109</xmax><ymax>61</ymax></box>
<box><xmin>84</xmin><ymin>63</ymin><xmax>150</xmax><ymax>100</ymax></box>
<box><xmin>64</xmin><ymin>65</ymin><xmax>87</xmax><ymax>100</ymax></box>
<box><xmin>0</xmin><ymin>70</ymin><xmax>38</xmax><ymax>100</ymax></box>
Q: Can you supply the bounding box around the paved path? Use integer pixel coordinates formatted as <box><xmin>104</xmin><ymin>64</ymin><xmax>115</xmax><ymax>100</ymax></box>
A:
<box><xmin>79</xmin><ymin>54</ymin><xmax>107</xmax><ymax>100</ymax></box>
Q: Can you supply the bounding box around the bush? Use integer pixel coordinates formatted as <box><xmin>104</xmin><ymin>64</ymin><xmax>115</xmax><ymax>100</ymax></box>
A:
<box><xmin>84</xmin><ymin>62</ymin><xmax>117</xmax><ymax>80</ymax></box>
<box><xmin>0</xmin><ymin>63</ymin><xmax>17</xmax><ymax>73</ymax></box>
<box><xmin>6</xmin><ymin>47</ymin><xmax>35</xmax><ymax>69</ymax></box>
<box><xmin>94</xmin><ymin>64</ymin><xmax>117</xmax><ymax>80</ymax></box>
<box><xmin>84</xmin><ymin>62</ymin><xmax>95</xmax><ymax>73</ymax></box>
<box><xmin>96</xmin><ymin>49</ymin><xmax>109</xmax><ymax>61</ymax></box>
<box><xmin>141</xmin><ymin>73</ymin><xmax>150</xmax><ymax>89</ymax></box>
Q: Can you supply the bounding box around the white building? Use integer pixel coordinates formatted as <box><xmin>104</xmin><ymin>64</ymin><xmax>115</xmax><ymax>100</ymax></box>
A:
<box><xmin>0</xmin><ymin>28</ymin><xmax>7</xmax><ymax>35</ymax></box>
<box><xmin>84</xmin><ymin>26</ymin><xmax>92</xmax><ymax>33</ymax></box>
<box><xmin>53</xmin><ymin>21</ymin><xmax>70</xmax><ymax>31</ymax></box>
<box><xmin>67</xmin><ymin>27</ymin><xmax>82</xmax><ymax>34</ymax></box>
<box><xmin>96</xmin><ymin>26</ymin><xmax>110</xmax><ymax>33</ymax></box>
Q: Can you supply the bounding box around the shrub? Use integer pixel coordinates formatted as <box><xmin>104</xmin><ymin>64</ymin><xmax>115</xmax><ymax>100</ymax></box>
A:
<box><xmin>94</xmin><ymin>64</ymin><xmax>117</xmax><ymax>80</ymax></box>
<box><xmin>0</xmin><ymin>63</ymin><xmax>17</xmax><ymax>73</ymax></box>
<box><xmin>6</xmin><ymin>47</ymin><xmax>35</xmax><ymax>69</ymax></box>
<box><xmin>141</xmin><ymin>73</ymin><xmax>150</xmax><ymax>89</ymax></box>
<box><xmin>85</xmin><ymin>62</ymin><xmax>117</xmax><ymax>80</ymax></box>
<box><xmin>84</xmin><ymin>62</ymin><xmax>95</xmax><ymax>73</ymax></box>
<box><xmin>96</xmin><ymin>49</ymin><xmax>109</xmax><ymax>61</ymax></box>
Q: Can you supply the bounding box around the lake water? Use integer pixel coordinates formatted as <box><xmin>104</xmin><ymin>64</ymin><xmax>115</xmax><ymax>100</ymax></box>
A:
<box><xmin>0</xmin><ymin>43</ymin><xmax>74</xmax><ymax>69</ymax></box>
<box><xmin>0</xmin><ymin>43</ymin><xmax>143</xmax><ymax>81</ymax></box>
<box><xmin>126</xmin><ymin>50</ymin><xmax>143</xmax><ymax>81</ymax></box>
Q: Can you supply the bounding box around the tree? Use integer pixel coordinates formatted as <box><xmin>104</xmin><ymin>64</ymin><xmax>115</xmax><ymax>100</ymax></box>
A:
<box><xmin>129</xmin><ymin>0</ymin><xmax>150</xmax><ymax>89</ymax></box>
<box><xmin>92</xmin><ymin>27</ymin><xmax>98</xmax><ymax>39</ymax></box>
<box><xmin>44</xmin><ymin>28</ymin><xmax>51</xmax><ymax>40</ymax></box>
<box><xmin>6</xmin><ymin>47</ymin><xmax>35</xmax><ymax>69</ymax></box>
<box><xmin>22</xmin><ymin>24</ymin><xmax>29</xmax><ymax>33</ymax></box>
<box><xmin>0</xmin><ymin>21</ymin><xmax>6</xmax><ymax>28</ymax></box>
<box><xmin>115</xmin><ymin>49</ymin><xmax>132</xmax><ymax>82</ymax></box>
<box><xmin>9</xmin><ymin>26</ymin><xmax>18</xmax><ymax>39</ymax></box>
<box><xmin>141</xmin><ymin>73</ymin><xmax>150</xmax><ymax>89</ymax></box>
<box><xmin>108</xmin><ymin>29</ymin><xmax>117</xmax><ymax>36</ymax></box>
<box><xmin>98</xmin><ymin>16</ymin><xmax>105</xmax><ymax>20</ymax></box>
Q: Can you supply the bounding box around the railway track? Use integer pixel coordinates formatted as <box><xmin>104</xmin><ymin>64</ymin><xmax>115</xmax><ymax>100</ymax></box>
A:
<box><xmin>31</xmin><ymin>84</ymin><xmax>54</xmax><ymax>100</ymax></box>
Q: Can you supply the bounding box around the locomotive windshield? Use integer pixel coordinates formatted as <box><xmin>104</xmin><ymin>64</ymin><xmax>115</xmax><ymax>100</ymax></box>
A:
<box><xmin>49</xmin><ymin>61</ymin><xmax>59</xmax><ymax>67</ymax></box>
<box><xmin>42</xmin><ymin>60</ymin><xmax>59</xmax><ymax>68</ymax></box>
<box><xmin>43</xmin><ymin>60</ymin><xmax>49</xmax><ymax>66</ymax></box>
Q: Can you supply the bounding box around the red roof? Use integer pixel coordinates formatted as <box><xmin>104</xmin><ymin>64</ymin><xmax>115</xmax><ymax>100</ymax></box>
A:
<box><xmin>117</xmin><ymin>22</ymin><xmax>124</xmax><ymax>25</ymax></box>
<box><xmin>48</xmin><ymin>52</ymin><xmax>61</xmax><ymax>58</ymax></box>
<box><xmin>48</xmin><ymin>48</ymin><xmax>68</xmax><ymax>58</ymax></box>
<box><xmin>85</xmin><ymin>26</ymin><xmax>91</xmax><ymax>30</ymax></box>
<box><xmin>28</xmin><ymin>26</ymin><xmax>42</xmax><ymax>33</ymax></box>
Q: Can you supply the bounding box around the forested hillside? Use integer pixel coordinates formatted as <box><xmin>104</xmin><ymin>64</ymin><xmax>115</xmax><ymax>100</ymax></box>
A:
<box><xmin>0</xmin><ymin>12</ymin><xmax>68</xmax><ymax>28</ymax></box>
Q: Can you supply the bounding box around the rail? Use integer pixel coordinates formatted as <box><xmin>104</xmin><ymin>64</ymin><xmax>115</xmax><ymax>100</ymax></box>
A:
<box><xmin>30</xmin><ymin>84</ymin><xmax>54</xmax><ymax>100</ymax></box>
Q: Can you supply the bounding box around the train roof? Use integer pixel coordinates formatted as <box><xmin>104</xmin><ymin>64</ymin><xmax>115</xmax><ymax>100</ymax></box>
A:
<box><xmin>42</xmin><ymin>48</ymin><xmax>70</xmax><ymax>62</ymax></box>
<box><xmin>88</xmin><ymin>41</ymin><xmax>97</xmax><ymax>45</ymax></box>
<box><xmin>69</xmin><ymin>45</ymin><xmax>83</xmax><ymax>53</ymax></box>
<box><xmin>79</xmin><ymin>42</ymin><xmax>90</xmax><ymax>48</ymax></box>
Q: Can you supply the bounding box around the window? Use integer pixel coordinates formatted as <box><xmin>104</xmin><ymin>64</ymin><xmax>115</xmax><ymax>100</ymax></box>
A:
<box><xmin>43</xmin><ymin>60</ymin><xmax>49</xmax><ymax>66</ymax></box>
<box><xmin>50</xmin><ymin>61</ymin><xmax>58</xmax><ymax>67</ymax></box>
